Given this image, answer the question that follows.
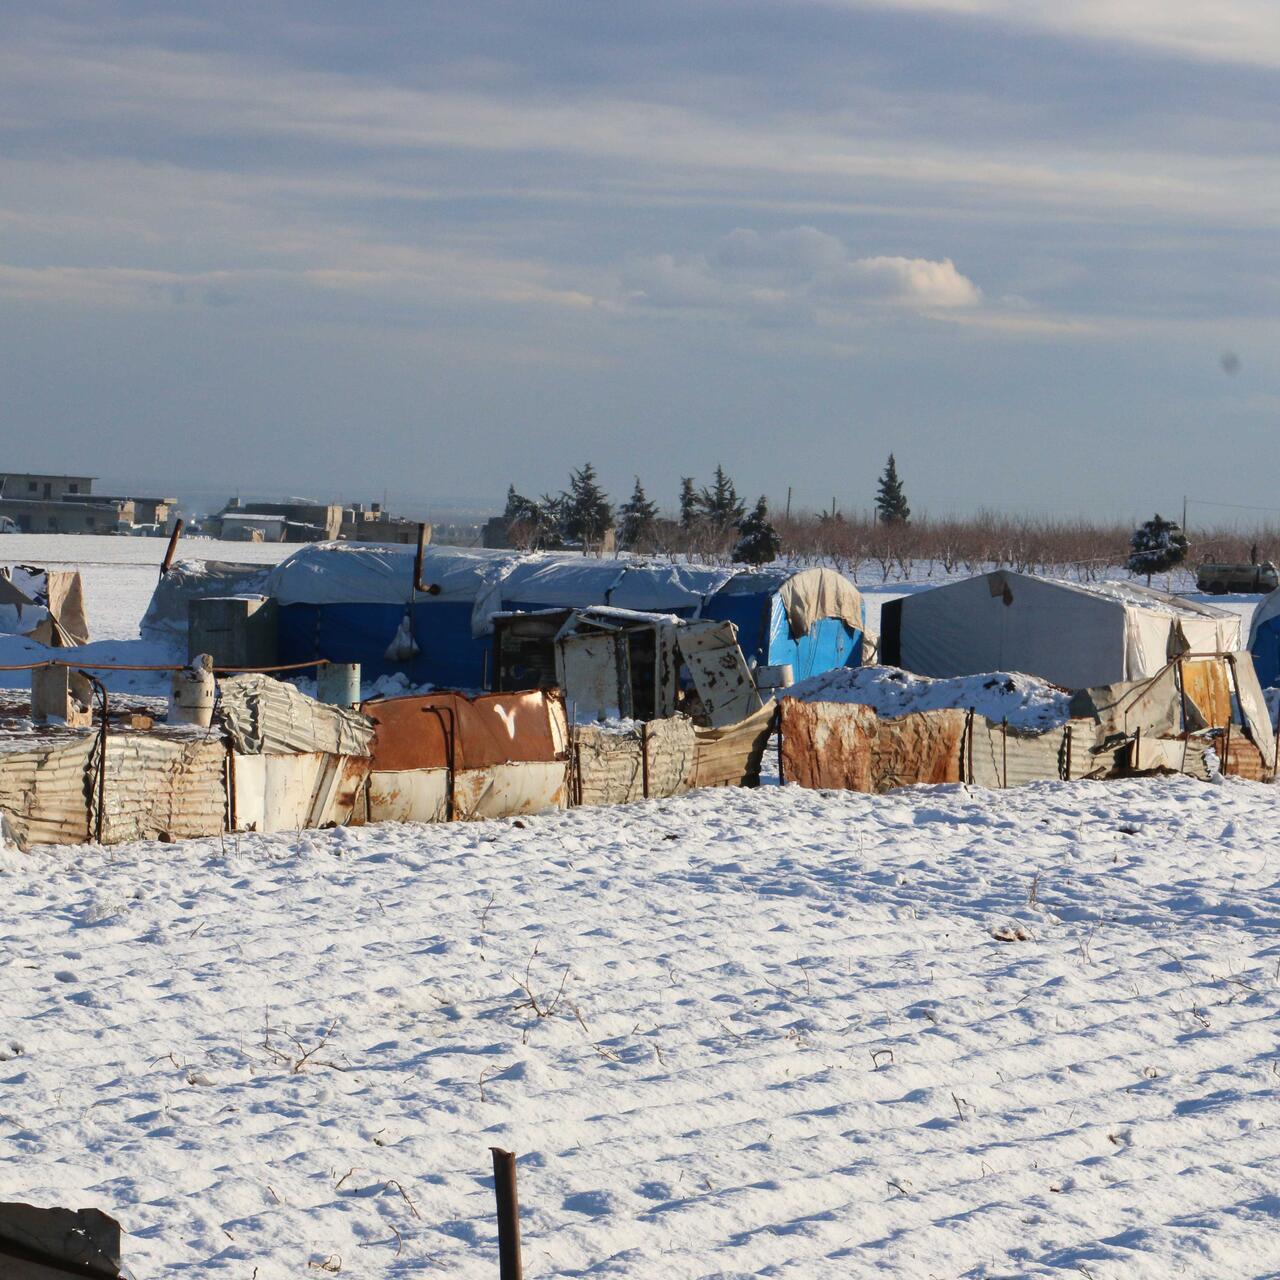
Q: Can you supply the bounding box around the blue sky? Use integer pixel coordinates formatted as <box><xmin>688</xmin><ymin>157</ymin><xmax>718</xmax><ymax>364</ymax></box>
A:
<box><xmin>2</xmin><ymin>1</ymin><xmax>1278</xmax><ymax>519</ymax></box>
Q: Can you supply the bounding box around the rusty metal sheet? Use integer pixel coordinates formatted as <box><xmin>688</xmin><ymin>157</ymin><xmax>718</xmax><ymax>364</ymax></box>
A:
<box><xmin>455</xmin><ymin>762</ymin><xmax>567</xmax><ymax>819</ymax></box>
<box><xmin>367</xmin><ymin>768</ymin><xmax>448</xmax><ymax>823</ymax></box>
<box><xmin>780</xmin><ymin>700</ymin><xmax>966</xmax><ymax>793</ymax></box>
<box><xmin>363</xmin><ymin>689</ymin><xmax>567</xmax><ymax>772</ymax></box>
<box><xmin>1180</xmin><ymin>659</ymin><xmax>1233</xmax><ymax>730</ymax></box>
<box><xmin>1219</xmin><ymin>734</ymin><xmax>1270</xmax><ymax>781</ymax></box>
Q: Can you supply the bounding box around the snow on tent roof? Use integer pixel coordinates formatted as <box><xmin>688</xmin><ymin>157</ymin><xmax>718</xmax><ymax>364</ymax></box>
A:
<box><xmin>1035</xmin><ymin>574</ymin><xmax>1236</xmax><ymax>621</ymax></box>
<box><xmin>264</xmin><ymin>543</ymin><xmax>862</xmax><ymax>638</ymax></box>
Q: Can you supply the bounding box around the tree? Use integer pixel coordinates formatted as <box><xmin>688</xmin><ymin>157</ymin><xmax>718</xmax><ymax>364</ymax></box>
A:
<box><xmin>733</xmin><ymin>496</ymin><xmax>782</xmax><ymax>565</ymax></box>
<box><xmin>560</xmin><ymin>463</ymin><xmax>613</xmax><ymax>545</ymax></box>
<box><xmin>1128</xmin><ymin>513</ymin><xmax>1189</xmax><ymax>584</ymax></box>
<box><xmin>698</xmin><ymin>464</ymin><xmax>745</xmax><ymax>531</ymax></box>
<box><xmin>504</xmin><ymin>483</ymin><xmax>542</xmax><ymax>525</ymax></box>
<box><xmin>875</xmin><ymin>454</ymin><xmax>910</xmax><ymax>525</ymax></box>
<box><xmin>679</xmin><ymin>477</ymin><xmax>699</xmax><ymax>529</ymax></box>
<box><xmin>618</xmin><ymin>476</ymin><xmax>659</xmax><ymax>549</ymax></box>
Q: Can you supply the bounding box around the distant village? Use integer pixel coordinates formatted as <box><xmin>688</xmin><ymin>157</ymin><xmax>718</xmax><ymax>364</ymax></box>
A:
<box><xmin>0</xmin><ymin>470</ymin><xmax>482</xmax><ymax>546</ymax></box>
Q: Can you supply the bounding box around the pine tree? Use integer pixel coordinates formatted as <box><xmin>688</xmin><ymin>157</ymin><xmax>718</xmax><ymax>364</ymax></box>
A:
<box><xmin>875</xmin><ymin>454</ymin><xmax>910</xmax><ymax>525</ymax></box>
<box><xmin>561</xmin><ymin>463</ymin><xmax>613</xmax><ymax>545</ymax></box>
<box><xmin>618</xmin><ymin>477</ymin><xmax>659</xmax><ymax>549</ymax></box>
<box><xmin>733</xmin><ymin>496</ymin><xmax>781</xmax><ymax>565</ymax></box>
<box><xmin>1128</xmin><ymin>513</ymin><xmax>1189</xmax><ymax>584</ymax></box>
<box><xmin>699</xmin><ymin>464</ymin><xmax>745</xmax><ymax>531</ymax></box>
<box><xmin>679</xmin><ymin>477</ymin><xmax>699</xmax><ymax>529</ymax></box>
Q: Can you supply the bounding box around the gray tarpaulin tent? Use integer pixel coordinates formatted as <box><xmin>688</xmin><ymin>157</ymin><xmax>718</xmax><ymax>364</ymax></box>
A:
<box><xmin>881</xmin><ymin>570</ymin><xmax>1240</xmax><ymax>690</ymax></box>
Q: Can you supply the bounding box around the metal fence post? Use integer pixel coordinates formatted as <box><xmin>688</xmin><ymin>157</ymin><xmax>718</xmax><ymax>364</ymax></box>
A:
<box><xmin>490</xmin><ymin>1148</ymin><xmax>523</xmax><ymax>1280</ymax></box>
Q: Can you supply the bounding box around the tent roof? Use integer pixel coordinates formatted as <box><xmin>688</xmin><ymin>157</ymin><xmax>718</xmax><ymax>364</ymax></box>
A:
<box><xmin>263</xmin><ymin>543</ymin><xmax>863</xmax><ymax>637</ymax></box>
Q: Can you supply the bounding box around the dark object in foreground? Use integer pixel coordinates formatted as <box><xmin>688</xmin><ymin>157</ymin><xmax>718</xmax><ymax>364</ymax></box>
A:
<box><xmin>490</xmin><ymin>1148</ymin><xmax>523</xmax><ymax>1280</ymax></box>
<box><xmin>0</xmin><ymin>1201</ymin><xmax>122</xmax><ymax>1277</ymax></box>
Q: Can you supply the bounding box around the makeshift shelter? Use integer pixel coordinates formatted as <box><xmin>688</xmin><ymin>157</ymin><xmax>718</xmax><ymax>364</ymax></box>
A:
<box><xmin>880</xmin><ymin>571</ymin><xmax>1240</xmax><ymax>690</ymax></box>
<box><xmin>264</xmin><ymin>545</ymin><xmax>863</xmax><ymax>691</ymax></box>
<box><xmin>493</xmin><ymin>605</ymin><xmax>764</xmax><ymax>727</ymax></box>
<box><xmin>0</xmin><ymin>565</ymin><xmax>89</xmax><ymax>646</ymax></box>
<box><xmin>1248</xmin><ymin>587</ymin><xmax>1280</xmax><ymax>687</ymax></box>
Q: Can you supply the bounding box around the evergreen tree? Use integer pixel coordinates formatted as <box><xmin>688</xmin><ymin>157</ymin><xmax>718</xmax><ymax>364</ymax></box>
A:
<box><xmin>618</xmin><ymin>476</ymin><xmax>659</xmax><ymax>548</ymax></box>
<box><xmin>560</xmin><ymin>463</ymin><xmax>613</xmax><ymax>544</ymax></box>
<box><xmin>875</xmin><ymin>454</ymin><xmax>910</xmax><ymax>524</ymax></box>
<box><xmin>1128</xmin><ymin>513</ymin><xmax>1189</xmax><ymax>584</ymax></box>
<box><xmin>679</xmin><ymin>477</ymin><xmax>700</xmax><ymax>529</ymax></box>
<box><xmin>698</xmin><ymin>464</ymin><xmax>745</xmax><ymax>531</ymax></box>
<box><xmin>503</xmin><ymin>483</ymin><xmax>541</xmax><ymax>525</ymax></box>
<box><xmin>733</xmin><ymin>496</ymin><xmax>781</xmax><ymax>565</ymax></box>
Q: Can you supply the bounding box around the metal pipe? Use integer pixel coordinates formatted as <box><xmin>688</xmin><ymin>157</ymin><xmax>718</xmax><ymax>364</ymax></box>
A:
<box><xmin>414</xmin><ymin>523</ymin><xmax>441</xmax><ymax>596</ymax></box>
<box><xmin>79</xmin><ymin>671</ymin><xmax>109</xmax><ymax>844</ymax></box>
<box><xmin>640</xmin><ymin>721</ymin><xmax>650</xmax><ymax>799</ymax></box>
<box><xmin>159</xmin><ymin>518</ymin><xmax>185</xmax><ymax>579</ymax></box>
<box><xmin>489</xmin><ymin>1148</ymin><xmax>523</xmax><ymax>1280</ymax></box>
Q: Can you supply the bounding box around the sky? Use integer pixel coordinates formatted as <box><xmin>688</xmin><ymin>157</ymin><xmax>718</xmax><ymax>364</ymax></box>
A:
<box><xmin>2</xmin><ymin>1</ymin><xmax>1279</xmax><ymax>521</ymax></box>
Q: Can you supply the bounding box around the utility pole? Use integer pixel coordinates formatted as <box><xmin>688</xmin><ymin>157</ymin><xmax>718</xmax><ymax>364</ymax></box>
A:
<box><xmin>785</xmin><ymin>486</ymin><xmax>792</xmax><ymax>521</ymax></box>
<box><xmin>1182</xmin><ymin>494</ymin><xmax>1187</xmax><ymax>533</ymax></box>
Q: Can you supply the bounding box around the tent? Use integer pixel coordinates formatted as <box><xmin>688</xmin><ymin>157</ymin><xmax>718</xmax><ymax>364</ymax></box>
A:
<box><xmin>264</xmin><ymin>544</ymin><xmax>864</xmax><ymax>691</ymax></box>
<box><xmin>880</xmin><ymin>571</ymin><xmax>1240</xmax><ymax>689</ymax></box>
<box><xmin>1247</xmin><ymin>588</ymin><xmax>1280</xmax><ymax>686</ymax></box>
<box><xmin>0</xmin><ymin>565</ymin><xmax>89</xmax><ymax>647</ymax></box>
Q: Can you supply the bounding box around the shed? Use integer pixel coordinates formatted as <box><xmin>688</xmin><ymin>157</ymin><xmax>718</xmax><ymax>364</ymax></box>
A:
<box><xmin>264</xmin><ymin>544</ymin><xmax>863</xmax><ymax>691</ymax></box>
<box><xmin>880</xmin><ymin>571</ymin><xmax>1240</xmax><ymax>689</ymax></box>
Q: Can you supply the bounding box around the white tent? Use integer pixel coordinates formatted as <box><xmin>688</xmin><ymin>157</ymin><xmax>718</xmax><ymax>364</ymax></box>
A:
<box><xmin>883</xmin><ymin>571</ymin><xmax>1240</xmax><ymax>689</ymax></box>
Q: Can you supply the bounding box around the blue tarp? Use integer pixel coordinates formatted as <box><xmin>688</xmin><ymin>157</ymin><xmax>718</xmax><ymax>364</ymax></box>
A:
<box><xmin>267</xmin><ymin>543</ymin><xmax>863</xmax><ymax>689</ymax></box>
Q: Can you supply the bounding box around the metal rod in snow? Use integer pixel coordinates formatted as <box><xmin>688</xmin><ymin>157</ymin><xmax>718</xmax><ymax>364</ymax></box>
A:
<box><xmin>490</xmin><ymin>1147</ymin><xmax>524</xmax><ymax>1280</ymax></box>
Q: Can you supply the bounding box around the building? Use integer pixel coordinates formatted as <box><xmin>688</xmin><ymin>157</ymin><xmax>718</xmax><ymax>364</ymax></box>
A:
<box><xmin>339</xmin><ymin>503</ymin><xmax>424</xmax><ymax>545</ymax></box>
<box><xmin>207</xmin><ymin>498</ymin><xmax>343</xmax><ymax>542</ymax></box>
<box><xmin>0</xmin><ymin>473</ymin><xmax>175</xmax><ymax>533</ymax></box>
<box><xmin>0</xmin><ymin>472</ymin><xmax>95</xmax><ymax>500</ymax></box>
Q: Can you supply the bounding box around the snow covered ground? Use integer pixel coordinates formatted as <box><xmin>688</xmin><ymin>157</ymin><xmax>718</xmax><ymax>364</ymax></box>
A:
<box><xmin>5</xmin><ymin>779</ymin><xmax>1280</xmax><ymax>1277</ymax></box>
<box><xmin>2</xmin><ymin>540</ymin><xmax>1280</xmax><ymax>1275</ymax></box>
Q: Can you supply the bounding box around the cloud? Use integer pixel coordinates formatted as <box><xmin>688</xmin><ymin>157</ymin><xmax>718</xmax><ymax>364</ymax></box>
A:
<box><xmin>625</xmin><ymin>227</ymin><xmax>981</xmax><ymax>321</ymax></box>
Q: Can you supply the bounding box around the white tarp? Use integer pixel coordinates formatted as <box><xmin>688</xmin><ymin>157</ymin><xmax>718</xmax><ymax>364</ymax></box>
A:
<box><xmin>0</xmin><ymin>565</ymin><xmax>89</xmax><ymax>646</ymax></box>
<box><xmin>897</xmin><ymin>571</ymin><xmax>1240</xmax><ymax>689</ymax></box>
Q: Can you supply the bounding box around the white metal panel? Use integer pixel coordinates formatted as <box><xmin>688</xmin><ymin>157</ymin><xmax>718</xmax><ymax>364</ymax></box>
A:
<box><xmin>366</xmin><ymin>768</ymin><xmax>448</xmax><ymax>823</ymax></box>
<box><xmin>556</xmin><ymin>632</ymin><xmax>623</xmax><ymax>722</ymax></box>
<box><xmin>678</xmin><ymin>621</ymin><xmax>765</xmax><ymax>728</ymax></box>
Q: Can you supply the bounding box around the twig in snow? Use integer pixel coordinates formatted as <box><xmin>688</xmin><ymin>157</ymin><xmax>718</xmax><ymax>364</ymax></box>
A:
<box><xmin>334</xmin><ymin>1168</ymin><xmax>357</xmax><ymax>1191</ymax></box>
<box><xmin>951</xmin><ymin>1092</ymin><xmax>968</xmax><ymax>1121</ymax></box>
<box><xmin>511</xmin><ymin>949</ymin><xmax>571</xmax><ymax>1019</ymax></box>
<box><xmin>385</xmin><ymin>1180</ymin><xmax>421</xmax><ymax>1219</ymax></box>
<box><xmin>308</xmin><ymin>1256</ymin><xmax>341</xmax><ymax>1272</ymax></box>
<box><xmin>870</xmin><ymin>1048</ymin><xmax>894</xmax><ymax>1070</ymax></box>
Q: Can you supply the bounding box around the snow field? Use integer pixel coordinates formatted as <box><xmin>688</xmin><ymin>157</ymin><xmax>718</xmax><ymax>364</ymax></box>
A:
<box><xmin>4</xmin><ymin>777</ymin><xmax>1280</xmax><ymax>1276</ymax></box>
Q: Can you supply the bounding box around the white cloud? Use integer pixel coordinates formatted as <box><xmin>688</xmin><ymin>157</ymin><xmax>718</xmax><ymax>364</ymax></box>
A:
<box><xmin>814</xmin><ymin>0</ymin><xmax>1280</xmax><ymax>69</ymax></box>
<box><xmin>625</xmin><ymin>227</ymin><xmax>981</xmax><ymax>320</ymax></box>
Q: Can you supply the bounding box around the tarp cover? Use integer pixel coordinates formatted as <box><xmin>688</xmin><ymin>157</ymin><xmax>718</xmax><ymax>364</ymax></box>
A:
<box><xmin>142</xmin><ymin>559</ymin><xmax>272</xmax><ymax>641</ymax></box>
<box><xmin>0</xmin><ymin>565</ymin><xmax>89</xmax><ymax>646</ymax></box>
<box><xmin>776</xmin><ymin>567</ymin><xmax>864</xmax><ymax>640</ymax></box>
<box><xmin>897</xmin><ymin>571</ymin><xmax>1239</xmax><ymax>688</ymax></box>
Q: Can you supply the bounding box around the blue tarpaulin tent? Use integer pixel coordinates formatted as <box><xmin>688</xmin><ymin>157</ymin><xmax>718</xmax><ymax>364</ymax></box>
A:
<box><xmin>1249</xmin><ymin>588</ymin><xmax>1280</xmax><ymax>687</ymax></box>
<box><xmin>265</xmin><ymin>544</ymin><xmax>864</xmax><ymax>690</ymax></box>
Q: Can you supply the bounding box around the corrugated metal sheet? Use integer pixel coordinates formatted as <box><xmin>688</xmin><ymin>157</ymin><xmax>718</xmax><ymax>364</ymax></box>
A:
<box><xmin>455</xmin><ymin>762</ymin><xmax>567</xmax><ymax>819</ymax></box>
<box><xmin>574</xmin><ymin>715</ymin><xmax>697</xmax><ymax>807</ymax></box>
<box><xmin>0</xmin><ymin>738</ymin><xmax>93</xmax><ymax>847</ymax></box>
<box><xmin>93</xmin><ymin>735</ymin><xmax>226</xmax><ymax>843</ymax></box>
<box><xmin>219</xmin><ymin>674</ymin><xmax>374</xmax><ymax>757</ymax></box>
<box><xmin>1181</xmin><ymin>659</ymin><xmax>1233</xmax><ymax>730</ymax></box>
<box><xmin>690</xmin><ymin>702</ymin><xmax>775</xmax><ymax>789</ymax></box>
<box><xmin>231</xmin><ymin>752</ymin><xmax>368</xmax><ymax>833</ymax></box>
<box><xmin>970</xmin><ymin>720</ymin><xmax>1066</xmax><ymax>788</ymax></box>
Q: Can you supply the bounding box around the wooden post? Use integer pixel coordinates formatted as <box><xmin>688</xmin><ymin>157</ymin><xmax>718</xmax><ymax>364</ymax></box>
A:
<box><xmin>1001</xmin><ymin>717</ymin><xmax>1008</xmax><ymax>789</ymax></box>
<box><xmin>490</xmin><ymin>1148</ymin><xmax>523</xmax><ymax>1280</ymax></box>
<box><xmin>640</xmin><ymin>721</ymin><xmax>650</xmax><ymax>799</ymax></box>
